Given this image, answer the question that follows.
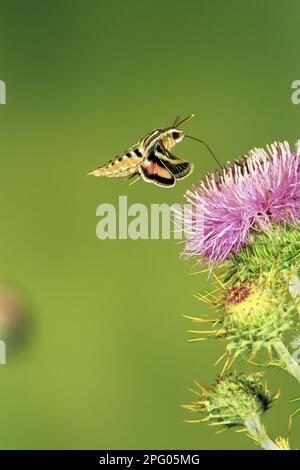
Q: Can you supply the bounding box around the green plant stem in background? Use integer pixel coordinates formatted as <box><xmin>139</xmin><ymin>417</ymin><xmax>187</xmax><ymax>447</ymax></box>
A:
<box><xmin>245</xmin><ymin>417</ymin><xmax>280</xmax><ymax>450</ymax></box>
<box><xmin>272</xmin><ymin>339</ymin><xmax>300</xmax><ymax>384</ymax></box>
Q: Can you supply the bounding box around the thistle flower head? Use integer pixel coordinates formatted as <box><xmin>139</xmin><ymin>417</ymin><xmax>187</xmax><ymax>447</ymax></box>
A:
<box><xmin>185</xmin><ymin>373</ymin><xmax>274</xmax><ymax>428</ymax></box>
<box><xmin>183</xmin><ymin>141</ymin><xmax>300</xmax><ymax>264</ymax></box>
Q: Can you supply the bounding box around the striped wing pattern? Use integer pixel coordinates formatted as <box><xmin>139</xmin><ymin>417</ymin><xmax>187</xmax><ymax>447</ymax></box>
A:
<box><xmin>139</xmin><ymin>143</ymin><xmax>193</xmax><ymax>187</ymax></box>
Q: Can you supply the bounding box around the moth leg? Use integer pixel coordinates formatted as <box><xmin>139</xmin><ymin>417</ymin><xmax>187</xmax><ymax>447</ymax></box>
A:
<box><xmin>129</xmin><ymin>175</ymin><xmax>141</xmax><ymax>186</ymax></box>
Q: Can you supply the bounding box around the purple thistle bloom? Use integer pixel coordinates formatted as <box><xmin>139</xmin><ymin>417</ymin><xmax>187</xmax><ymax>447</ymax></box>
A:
<box><xmin>183</xmin><ymin>141</ymin><xmax>300</xmax><ymax>264</ymax></box>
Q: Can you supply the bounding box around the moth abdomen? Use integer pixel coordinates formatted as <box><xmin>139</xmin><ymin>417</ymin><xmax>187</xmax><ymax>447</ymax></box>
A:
<box><xmin>88</xmin><ymin>150</ymin><xmax>142</xmax><ymax>177</ymax></box>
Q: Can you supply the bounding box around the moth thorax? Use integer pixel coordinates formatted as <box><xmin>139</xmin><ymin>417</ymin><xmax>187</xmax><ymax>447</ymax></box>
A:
<box><xmin>161</xmin><ymin>129</ymin><xmax>185</xmax><ymax>150</ymax></box>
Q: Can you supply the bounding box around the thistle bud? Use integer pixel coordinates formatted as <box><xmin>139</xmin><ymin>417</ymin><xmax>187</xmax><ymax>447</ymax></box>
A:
<box><xmin>185</xmin><ymin>373</ymin><xmax>275</xmax><ymax>429</ymax></box>
<box><xmin>218</xmin><ymin>283</ymin><xmax>298</xmax><ymax>357</ymax></box>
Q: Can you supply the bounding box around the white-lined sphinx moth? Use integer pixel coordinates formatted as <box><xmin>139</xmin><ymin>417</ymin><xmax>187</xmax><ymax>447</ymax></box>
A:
<box><xmin>88</xmin><ymin>114</ymin><xmax>220</xmax><ymax>188</ymax></box>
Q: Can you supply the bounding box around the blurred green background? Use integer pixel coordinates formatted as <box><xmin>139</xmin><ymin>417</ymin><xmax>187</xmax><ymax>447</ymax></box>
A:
<box><xmin>0</xmin><ymin>0</ymin><xmax>300</xmax><ymax>450</ymax></box>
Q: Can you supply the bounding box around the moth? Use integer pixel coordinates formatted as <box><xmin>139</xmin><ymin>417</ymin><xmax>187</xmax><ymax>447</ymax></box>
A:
<box><xmin>88</xmin><ymin>114</ymin><xmax>220</xmax><ymax>188</ymax></box>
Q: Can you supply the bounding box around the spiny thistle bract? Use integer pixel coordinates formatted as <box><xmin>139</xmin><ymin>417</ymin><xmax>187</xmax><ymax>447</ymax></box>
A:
<box><xmin>226</xmin><ymin>224</ymin><xmax>300</xmax><ymax>286</ymax></box>
<box><xmin>184</xmin><ymin>373</ymin><xmax>275</xmax><ymax>429</ymax></box>
<box><xmin>275</xmin><ymin>437</ymin><xmax>291</xmax><ymax>450</ymax></box>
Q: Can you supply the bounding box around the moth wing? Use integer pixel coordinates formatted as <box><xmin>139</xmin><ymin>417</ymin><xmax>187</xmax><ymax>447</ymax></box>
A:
<box><xmin>156</xmin><ymin>144</ymin><xmax>194</xmax><ymax>180</ymax></box>
<box><xmin>138</xmin><ymin>144</ymin><xmax>176</xmax><ymax>187</ymax></box>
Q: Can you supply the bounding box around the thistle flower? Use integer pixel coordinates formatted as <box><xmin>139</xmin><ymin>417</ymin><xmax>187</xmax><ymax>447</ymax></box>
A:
<box><xmin>183</xmin><ymin>141</ymin><xmax>300</xmax><ymax>264</ymax></box>
<box><xmin>181</xmin><ymin>140</ymin><xmax>300</xmax><ymax>450</ymax></box>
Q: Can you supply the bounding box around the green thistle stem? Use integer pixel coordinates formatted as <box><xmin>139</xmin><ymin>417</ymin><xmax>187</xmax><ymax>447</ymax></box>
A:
<box><xmin>245</xmin><ymin>416</ymin><xmax>280</xmax><ymax>450</ymax></box>
<box><xmin>272</xmin><ymin>339</ymin><xmax>300</xmax><ymax>384</ymax></box>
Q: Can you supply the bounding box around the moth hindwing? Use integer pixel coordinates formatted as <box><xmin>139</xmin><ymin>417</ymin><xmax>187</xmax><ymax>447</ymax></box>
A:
<box><xmin>139</xmin><ymin>142</ymin><xmax>193</xmax><ymax>187</ymax></box>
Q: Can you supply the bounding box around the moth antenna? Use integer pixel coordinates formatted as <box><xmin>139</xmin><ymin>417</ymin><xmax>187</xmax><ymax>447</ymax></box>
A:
<box><xmin>186</xmin><ymin>135</ymin><xmax>222</xmax><ymax>169</ymax></box>
<box><xmin>173</xmin><ymin>115</ymin><xmax>182</xmax><ymax>127</ymax></box>
<box><xmin>174</xmin><ymin>114</ymin><xmax>195</xmax><ymax>128</ymax></box>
